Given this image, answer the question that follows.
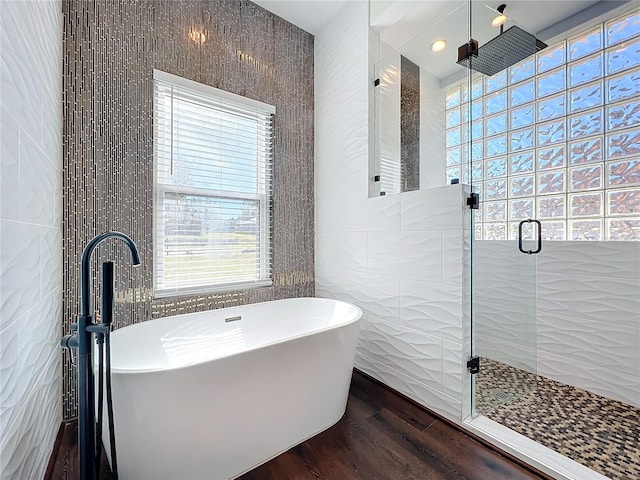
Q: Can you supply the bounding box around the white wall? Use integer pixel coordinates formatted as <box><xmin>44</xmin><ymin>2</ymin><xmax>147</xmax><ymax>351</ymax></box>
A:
<box><xmin>0</xmin><ymin>1</ymin><xmax>63</xmax><ymax>478</ymax></box>
<box><xmin>475</xmin><ymin>240</ymin><xmax>640</xmax><ymax>407</ymax></box>
<box><xmin>315</xmin><ymin>1</ymin><xmax>470</xmax><ymax>424</ymax></box>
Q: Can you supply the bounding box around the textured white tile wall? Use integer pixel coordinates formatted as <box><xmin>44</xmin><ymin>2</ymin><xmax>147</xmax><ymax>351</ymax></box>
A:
<box><xmin>315</xmin><ymin>2</ymin><xmax>470</xmax><ymax>424</ymax></box>
<box><xmin>474</xmin><ymin>240</ymin><xmax>640</xmax><ymax>407</ymax></box>
<box><xmin>0</xmin><ymin>0</ymin><xmax>63</xmax><ymax>478</ymax></box>
<box><xmin>419</xmin><ymin>66</ymin><xmax>445</xmax><ymax>190</ymax></box>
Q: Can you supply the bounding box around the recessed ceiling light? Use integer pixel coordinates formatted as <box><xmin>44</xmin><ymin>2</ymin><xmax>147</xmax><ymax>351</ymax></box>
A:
<box><xmin>431</xmin><ymin>39</ymin><xmax>446</xmax><ymax>53</ymax></box>
<box><xmin>492</xmin><ymin>14</ymin><xmax>507</xmax><ymax>27</ymax></box>
<box><xmin>492</xmin><ymin>4</ymin><xmax>507</xmax><ymax>27</ymax></box>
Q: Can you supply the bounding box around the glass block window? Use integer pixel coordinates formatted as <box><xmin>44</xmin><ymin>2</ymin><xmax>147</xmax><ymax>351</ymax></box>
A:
<box><xmin>445</xmin><ymin>9</ymin><xmax>640</xmax><ymax>241</ymax></box>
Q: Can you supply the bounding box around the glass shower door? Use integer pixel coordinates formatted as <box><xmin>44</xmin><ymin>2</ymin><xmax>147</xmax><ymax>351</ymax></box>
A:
<box><xmin>465</xmin><ymin>1</ymin><xmax>541</xmax><ymax>417</ymax></box>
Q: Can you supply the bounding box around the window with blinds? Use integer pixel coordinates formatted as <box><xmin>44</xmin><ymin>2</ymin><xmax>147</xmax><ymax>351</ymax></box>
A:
<box><xmin>153</xmin><ymin>70</ymin><xmax>274</xmax><ymax>297</ymax></box>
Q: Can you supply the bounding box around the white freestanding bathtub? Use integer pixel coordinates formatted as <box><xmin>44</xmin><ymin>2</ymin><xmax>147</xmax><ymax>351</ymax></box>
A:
<box><xmin>102</xmin><ymin>297</ymin><xmax>362</xmax><ymax>479</ymax></box>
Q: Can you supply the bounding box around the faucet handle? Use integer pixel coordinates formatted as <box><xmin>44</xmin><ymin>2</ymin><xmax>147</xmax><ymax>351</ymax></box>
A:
<box><xmin>66</xmin><ymin>347</ymin><xmax>76</xmax><ymax>366</ymax></box>
<box><xmin>60</xmin><ymin>334</ymin><xmax>78</xmax><ymax>365</ymax></box>
<box><xmin>70</xmin><ymin>322</ymin><xmax>78</xmax><ymax>332</ymax></box>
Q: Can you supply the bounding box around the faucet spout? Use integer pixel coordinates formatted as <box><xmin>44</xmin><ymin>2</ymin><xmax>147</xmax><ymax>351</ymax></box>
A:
<box><xmin>80</xmin><ymin>231</ymin><xmax>140</xmax><ymax>317</ymax></box>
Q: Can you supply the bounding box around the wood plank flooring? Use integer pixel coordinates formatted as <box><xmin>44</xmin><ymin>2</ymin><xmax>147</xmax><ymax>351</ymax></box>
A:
<box><xmin>48</xmin><ymin>421</ymin><xmax>111</xmax><ymax>480</ymax></box>
<box><xmin>241</xmin><ymin>371</ymin><xmax>548</xmax><ymax>480</ymax></box>
<box><xmin>49</xmin><ymin>370</ymin><xmax>548</xmax><ymax>480</ymax></box>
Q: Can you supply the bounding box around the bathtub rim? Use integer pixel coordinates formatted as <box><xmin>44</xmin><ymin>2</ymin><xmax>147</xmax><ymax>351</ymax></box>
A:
<box><xmin>107</xmin><ymin>297</ymin><xmax>362</xmax><ymax>375</ymax></box>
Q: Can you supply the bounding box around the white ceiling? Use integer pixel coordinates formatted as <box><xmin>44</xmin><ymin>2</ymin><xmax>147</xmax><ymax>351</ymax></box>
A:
<box><xmin>387</xmin><ymin>0</ymin><xmax>608</xmax><ymax>82</ymax></box>
<box><xmin>252</xmin><ymin>0</ymin><xmax>633</xmax><ymax>81</ymax></box>
<box><xmin>251</xmin><ymin>0</ymin><xmax>352</xmax><ymax>35</ymax></box>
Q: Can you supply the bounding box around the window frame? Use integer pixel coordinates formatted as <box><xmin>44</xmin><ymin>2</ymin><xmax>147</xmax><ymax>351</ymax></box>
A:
<box><xmin>152</xmin><ymin>69</ymin><xmax>275</xmax><ymax>298</ymax></box>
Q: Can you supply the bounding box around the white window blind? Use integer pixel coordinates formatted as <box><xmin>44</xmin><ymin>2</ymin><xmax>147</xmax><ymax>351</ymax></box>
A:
<box><xmin>153</xmin><ymin>70</ymin><xmax>275</xmax><ymax>297</ymax></box>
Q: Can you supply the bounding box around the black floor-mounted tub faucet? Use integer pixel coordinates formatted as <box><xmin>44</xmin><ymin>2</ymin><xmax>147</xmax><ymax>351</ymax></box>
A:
<box><xmin>61</xmin><ymin>231</ymin><xmax>140</xmax><ymax>480</ymax></box>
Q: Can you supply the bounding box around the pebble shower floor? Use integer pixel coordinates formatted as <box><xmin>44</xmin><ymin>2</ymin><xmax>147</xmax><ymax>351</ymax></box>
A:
<box><xmin>476</xmin><ymin>358</ymin><xmax>640</xmax><ymax>480</ymax></box>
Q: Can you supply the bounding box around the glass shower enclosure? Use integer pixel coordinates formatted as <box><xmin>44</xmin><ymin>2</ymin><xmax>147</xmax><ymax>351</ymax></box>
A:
<box><xmin>370</xmin><ymin>0</ymin><xmax>639</xmax><ymax>476</ymax></box>
<box><xmin>466</xmin><ymin>2</ymin><xmax>640</xmax><ymax>478</ymax></box>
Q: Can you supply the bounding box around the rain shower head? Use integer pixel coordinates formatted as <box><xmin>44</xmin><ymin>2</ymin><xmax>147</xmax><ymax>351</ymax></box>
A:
<box><xmin>457</xmin><ymin>26</ymin><xmax>547</xmax><ymax>76</ymax></box>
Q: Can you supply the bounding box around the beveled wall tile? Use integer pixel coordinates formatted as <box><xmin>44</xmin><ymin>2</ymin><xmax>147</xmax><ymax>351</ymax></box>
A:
<box><xmin>0</xmin><ymin>110</ymin><xmax>19</xmax><ymax>221</ymax></box>
<box><xmin>19</xmin><ymin>134</ymin><xmax>56</xmax><ymax>226</ymax></box>
<box><xmin>537</xmin><ymin>350</ymin><xmax>575</xmax><ymax>385</ymax></box>
<box><xmin>316</xmin><ymin>268</ymin><xmax>399</xmax><ymax>321</ymax></box>
<box><xmin>0</xmin><ymin>219</ymin><xmax>41</xmax><ymax>324</ymax></box>
<box><xmin>572</xmin><ymin>360</ymin><xmax>640</xmax><ymax>407</ymax></box>
<box><xmin>0</xmin><ymin>279</ymin><xmax>61</xmax><ymax>458</ymax></box>
<box><xmin>475</xmin><ymin>238</ymin><xmax>640</xmax><ymax>405</ymax></box>
<box><xmin>315</xmin><ymin>133</ymin><xmax>368</xmax><ymax>198</ymax></box>
<box><xmin>399</xmin><ymin>278</ymin><xmax>462</xmax><ymax>342</ymax></box>
<box><xmin>473</xmin><ymin>240</ymin><xmax>536</xmax><ymax>273</ymax></box>
<box><xmin>443</xmin><ymin>230</ymin><xmax>463</xmax><ymax>285</ymax></box>
<box><xmin>314</xmin><ymin>1</ymin><xmax>369</xmax><ymax>197</ymax></box>
<box><xmin>0</xmin><ymin>3</ymin><xmax>42</xmax><ymax>140</ymax></box>
<box><xmin>0</xmin><ymin>352</ymin><xmax>60</xmax><ymax>480</ymax></box>
<box><xmin>316</xmin><ymin>191</ymin><xmax>401</xmax><ymax>233</ymax></box>
<box><xmin>574</xmin><ymin>274</ymin><xmax>640</xmax><ymax>328</ymax></box>
<box><xmin>62</xmin><ymin>0</ymin><xmax>314</xmax><ymax>418</ymax></box>
<box><xmin>537</xmin><ymin>312</ymin><xmax>639</xmax><ymax>376</ymax></box>
<box><xmin>443</xmin><ymin>340</ymin><xmax>463</xmax><ymax>400</ymax></box>
<box><xmin>368</xmin><ymin>230</ymin><xmax>442</xmax><ymax>283</ymax></box>
<box><xmin>475</xmin><ymin>265</ymin><xmax>536</xmax><ymax>309</ymax></box>
<box><xmin>315</xmin><ymin>232</ymin><xmax>368</xmax><ymax>277</ymax></box>
<box><xmin>474</xmin><ymin>301</ymin><xmax>535</xmax><ymax>346</ymax></box>
<box><xmin>357</xmin><ymin>314</ymin><xmax>443</xmax><ymax>390</ymax></box>
<box><xmin>0</xmin><ymin>315</ymin><xmax>22</xmax><ymax>434</ymax></box>
<box><xmin>355</xmin><ymin>351</ymin><xmax>462</xmax><ymax>423</ymax></box>
<box><xmin>536</xmin><ymin>271</ymin><xmax>574</xmax><ymax>315</ymax></box>
<box><xmin>401</xmin><ymin>185</ymin><xmax>464</xmax><ymax>231</ymax></box>
<box><xmin>538</xmin><ymin>241</ymin><xmax>640</xmax><ymax>279</ymax></box>
<box><xmin>474</xmin><ymin>337</ymin><xmax>537</xmax><ymax>373</ymax></box>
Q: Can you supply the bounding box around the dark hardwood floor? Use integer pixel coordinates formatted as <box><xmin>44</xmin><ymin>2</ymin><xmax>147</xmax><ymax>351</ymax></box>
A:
<box><xmin>241</xmin><ymin>371</ymin><xmax>548</xmax><ymax>480</ymax></box>
<box><xmin>48</xmin><ymin>422</ymin><xmax>111</xmax><ymax>480</ymax></box>
<box><xmin>49</xmin><ymin>370</ymin><xmax>548</xmax><ymax>480</ymax></box>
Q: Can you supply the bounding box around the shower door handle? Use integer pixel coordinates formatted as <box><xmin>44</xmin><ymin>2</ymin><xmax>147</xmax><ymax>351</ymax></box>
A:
<box><xmin>518</xmin><ymin>219</ymin><xmax>542</xmax><ymax>255</ymax></box>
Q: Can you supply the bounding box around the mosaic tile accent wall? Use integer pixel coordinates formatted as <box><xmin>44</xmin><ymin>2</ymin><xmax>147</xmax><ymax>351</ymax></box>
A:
<box><xmin>400</xmin><ymin>55</ymin><xmax>420</xmax><ymax>192</ymax></box>
<box><xmin>62</xmin><ymin>0</ymin><xmax>314</xmax><ymax>419</ymax></box>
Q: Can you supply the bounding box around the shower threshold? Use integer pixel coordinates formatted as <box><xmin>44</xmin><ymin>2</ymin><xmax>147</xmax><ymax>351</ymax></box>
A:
<box><xmin>464</xmin><ymin>416</ymin><xmax>608</xmax><ymax>480</ymax></box>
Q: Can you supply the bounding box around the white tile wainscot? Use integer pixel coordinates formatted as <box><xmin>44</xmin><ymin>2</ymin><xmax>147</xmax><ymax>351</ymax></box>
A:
<box><xmin>316</xmin><ymin>185</ymin><xmax>470</xmax><ymax>423</ymax></box>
